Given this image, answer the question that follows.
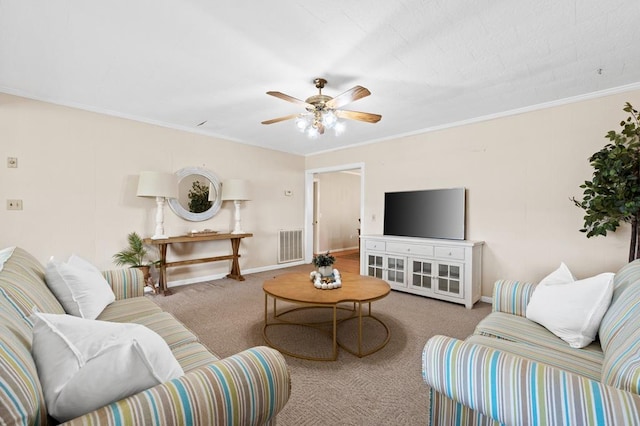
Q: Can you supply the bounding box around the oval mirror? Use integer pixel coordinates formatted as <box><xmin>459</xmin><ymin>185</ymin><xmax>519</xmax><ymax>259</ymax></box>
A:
<box><xmin>168</xmin><ymin>167</ymin><xmax>222</xmax><ymax>221</ymax></box>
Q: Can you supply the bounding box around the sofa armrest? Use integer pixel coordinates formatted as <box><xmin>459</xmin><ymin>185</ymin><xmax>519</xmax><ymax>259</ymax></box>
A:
<box><xmin>423</xmin><ymin>335</ymin><xmax>640</xmax><ymax>425</ymax></box>
<box><xmin>101</xmin><ymin>268</ymin><xmax>145</xmax><ymax>300</ymax></box>
<box><xmin>491</xmin><ymin>279</ymin><xmax>536</xmax><ymax>316</ymax></box>
<box><xmin>63</xmin><ymin>346</ymin><xmax>290</xmax><ymax>426</ymax></box>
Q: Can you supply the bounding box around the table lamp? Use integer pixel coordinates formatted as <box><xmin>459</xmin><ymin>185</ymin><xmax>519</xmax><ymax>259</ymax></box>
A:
<box><xmin>137</xmin><ymin>171</ymin><xmax>178</xmax><ymax>239</ymax></box>
<box><xmin>221</xmin><ymin>179</ymin><xmax>250</xmax><ymax>234</ymax></box>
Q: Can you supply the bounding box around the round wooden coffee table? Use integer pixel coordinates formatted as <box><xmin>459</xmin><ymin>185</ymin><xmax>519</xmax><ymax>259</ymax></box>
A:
<box><xmin>263</xmin><ymin>272</ymin><xmax>391</xmax><ymax>361</ymax></box>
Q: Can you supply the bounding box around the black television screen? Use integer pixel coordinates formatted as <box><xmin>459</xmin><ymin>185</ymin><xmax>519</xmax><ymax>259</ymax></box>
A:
<box><xmin>383</xmin><ymin>188</ymin><xmax>466</xmax><ymax>240</ymax></box>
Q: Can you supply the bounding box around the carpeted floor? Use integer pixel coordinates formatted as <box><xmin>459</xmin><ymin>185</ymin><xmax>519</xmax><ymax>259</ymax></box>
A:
<box><xmin>152</xmin><ymin>264</ymin><xmax>492</xmax><ymax>425</ymax></box>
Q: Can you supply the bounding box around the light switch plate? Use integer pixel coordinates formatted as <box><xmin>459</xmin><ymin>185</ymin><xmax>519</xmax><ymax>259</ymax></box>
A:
<box><xmin>7</xmin><ymin>199</ymin><xmax>22</xmax><ymax>210</ymax></box>
<box><xmin>7</xmin><ymin>157</ymin><xmax>17</xmax><ymax>168</ymax></box>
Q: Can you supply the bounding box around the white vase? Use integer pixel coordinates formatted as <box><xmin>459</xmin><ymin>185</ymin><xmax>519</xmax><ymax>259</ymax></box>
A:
<box><xmin>318</xmin><ymin>265</ymin><xmax>333</xmax><ymax>277</ymax></box>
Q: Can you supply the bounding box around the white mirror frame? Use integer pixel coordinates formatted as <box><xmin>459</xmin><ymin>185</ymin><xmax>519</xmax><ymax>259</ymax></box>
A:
<box><xmin>168</xmin><ymin>167</ymin><xmax>222</xmax><ymax>222</ymax></box>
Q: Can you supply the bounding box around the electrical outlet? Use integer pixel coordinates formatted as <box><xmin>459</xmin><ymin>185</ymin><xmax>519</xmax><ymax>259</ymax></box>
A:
<box><xmin>7</xmin><ymin>157</ymin><xmax>17</xmax><ymax>168</ymax></box>
<box><xmin>7</xmin><ymin>199</ymin><xmax>22</xmax><ymax>210</ymax></box>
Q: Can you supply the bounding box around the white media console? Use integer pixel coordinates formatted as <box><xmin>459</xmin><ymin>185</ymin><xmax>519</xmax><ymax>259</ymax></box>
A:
<box><xmin>359</xmin><ymin>235</ymin><xmax>484</xmax><ymax>309</ymax></box>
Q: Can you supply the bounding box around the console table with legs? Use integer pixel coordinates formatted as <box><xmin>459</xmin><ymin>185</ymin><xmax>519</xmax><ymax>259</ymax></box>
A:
<box><xmin>144</xmin><ymin>233</ymin><xmax>252</xmax><ymax>295</ymax></box>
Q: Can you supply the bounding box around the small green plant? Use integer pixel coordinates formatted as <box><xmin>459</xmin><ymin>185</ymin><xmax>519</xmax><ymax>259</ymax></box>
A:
<box><xmin>188</xmin><ymin>180</ymin><xmax>212</xmax><ymax>213</ymax></box>
<box><xmin>113</xmin><ymin>232</ymin><xmax>157</xmax><ymax>267</ymax></box>
<box><xmin>312</xmin><ymin>251</ymin><xmax>336</xmax><ymax>267</ymax></box>
<box><xmin>572</xmin><ymin>102</ymin><xmax>640</xmax><ymax>261</ymax></box>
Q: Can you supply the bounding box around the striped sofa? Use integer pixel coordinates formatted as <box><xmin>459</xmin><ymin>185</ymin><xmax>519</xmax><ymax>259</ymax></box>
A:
<box><xmin>0</xmin><ymin>247</ymin><xmax>290</xmax><ymax>425</ymax></box>
<box><xmin>422</xmin><ymin>260</ymin><xmax>640</xmax><ymax>425</ymax></box>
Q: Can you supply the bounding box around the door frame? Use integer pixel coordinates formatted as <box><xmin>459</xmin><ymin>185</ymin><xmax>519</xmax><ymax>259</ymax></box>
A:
<box><xmin>304</xmin><ymin>162</ymin><xmax>365</xmax><ymax>263</ymax></box>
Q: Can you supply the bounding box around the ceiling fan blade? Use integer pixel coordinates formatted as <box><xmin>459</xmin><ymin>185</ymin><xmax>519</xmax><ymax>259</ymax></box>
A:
<box><xmin>261</xmin><ymin>114</ymin><xmax>300</xmax><ymax>125</ymax></box>
<box><xmin>335</xmin><ymin>110</ymin><xmax>382</xmax><ymax>123</ymax></box>
<box><xmin>325</xmin><ymin>86</ymin><xmax>371</xmax><ymax>109</ymax></box>
<box><xmin>266</xmin><ymin>91</ymin><xmax>315</xmax><ymax>109</ymax></box>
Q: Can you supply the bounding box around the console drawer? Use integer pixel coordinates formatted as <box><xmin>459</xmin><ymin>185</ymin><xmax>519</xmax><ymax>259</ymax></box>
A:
<box><xmin>365</xmin><ymin>240</ymin><xmax>386</xmax><ymax>251</ymax></box>
<box><xmin>387</xmin><ymin>242</ymin><xmax>434</xmax><ymax>257</ymax></box>
<box><xmin>435</xmin><ymin>246</ymin><xmax>465</xmax><ymax>260</ymax></box>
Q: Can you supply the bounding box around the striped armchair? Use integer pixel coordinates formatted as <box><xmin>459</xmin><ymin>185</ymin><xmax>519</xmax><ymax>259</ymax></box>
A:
<box><xmin>0</xmin><ymin>247</ymin><xmax>290</xmax><ymax>425</ymax></box>
<box><xmin>422</xmin><ymin>261</ymin><xmax>640</xmax><ymax>425</ymax></box>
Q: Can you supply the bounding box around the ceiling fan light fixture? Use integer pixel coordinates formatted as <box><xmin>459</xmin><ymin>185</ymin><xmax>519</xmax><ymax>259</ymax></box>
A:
<box><xmin>307</xmin><ymin>126</ymin><xmax>320</xmax><ymax>139</ymax></box>
<box><xmin>294</xmin><ymin>110</ymin><xmax>340</xmax><ymax>138</ymax></box>
<box><xmin>322</xmin><ymin>110</ymin><xmax>337</xmax><ymax>128</ymax></box>
<box><xmin>333</xmin><ymin>121</ymin><xmax>346</xmax><ymax>136</ymax></box>
<box><xmin>295</xmin><ymin>115</ymin><xmax>310</xmax><ymax>131</ymax></box>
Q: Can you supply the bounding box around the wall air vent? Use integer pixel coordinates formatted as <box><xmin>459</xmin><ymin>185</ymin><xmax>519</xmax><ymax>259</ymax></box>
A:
<box><xmin>278</xmin><ymin>229</ymin><xmax>303</xmax><ymax>263</ymax></box>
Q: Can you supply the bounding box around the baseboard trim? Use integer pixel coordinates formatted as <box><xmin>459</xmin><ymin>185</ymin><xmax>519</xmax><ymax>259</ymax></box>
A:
<box><xmin>480</xmin><ymin>295</ymin><xmax>493</xmax><ymax>305</ymax></box>
<box><xmin>329</xmin><ymin>246</ymin><xmax>359</xmax><ymax>253</ymax></box>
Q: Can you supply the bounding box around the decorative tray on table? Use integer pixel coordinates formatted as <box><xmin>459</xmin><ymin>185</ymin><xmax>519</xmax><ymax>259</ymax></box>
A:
<box><xmin>187</xmin><ymin>229</ymin><xmax>219</xmax><ymax>237</ymax></box>
<box><xmin>309</xmin><ymin>269</ymin><xmax>342</xmax><ymax>289</ymax></box>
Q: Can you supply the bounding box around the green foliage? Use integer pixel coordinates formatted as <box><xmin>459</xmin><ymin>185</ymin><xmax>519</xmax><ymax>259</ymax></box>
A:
<box><xmin>572</xmin><ymin>103</ymin><xmax>640</xmax><ymax>260</ymax></box>
<box><xmin>312</xmin><ymin>251</ymin><xmax>336</xmax><ymax>267</ymax></box>
<box><xmin>188</xmin><ymin>180</ymin><xmax>213</xmax><ymax>213</ymax></box>
<box><xmin>113</xmin><ymin>232</ymin><xmax>156</xmax><ymax>267</ymax></box>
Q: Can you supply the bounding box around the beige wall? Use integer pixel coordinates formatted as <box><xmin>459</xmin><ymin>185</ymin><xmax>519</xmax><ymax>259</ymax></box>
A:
<box><xmin>3</xmin><ymin>89</ymin><xmax>640</xmax><ymax>296</ymax></box>
<box><xmin>0</xmin><ymin>93</ymin><xmax>306</xmax><ymax>283</ymax></box>
<box><xmin>306</xmin><ymin>89</ymin><xmax>640</xmax><ymax>296</ymax></box>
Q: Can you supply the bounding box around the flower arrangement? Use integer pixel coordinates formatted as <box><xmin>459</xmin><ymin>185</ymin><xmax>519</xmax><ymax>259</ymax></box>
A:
<box><xmin>312</xmin><ymin>251</ymin><xmax>335</xmax><ymax>267</ymax></box>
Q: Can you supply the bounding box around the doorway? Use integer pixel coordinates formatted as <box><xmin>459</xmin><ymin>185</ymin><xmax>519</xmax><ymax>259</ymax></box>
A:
<box><xmin>304</xmin><ymin>163</ymin><xmax>364</xmax><ymax>265</ymax></box>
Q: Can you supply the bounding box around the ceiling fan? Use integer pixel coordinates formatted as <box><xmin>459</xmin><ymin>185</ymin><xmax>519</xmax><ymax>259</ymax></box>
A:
<box><xmin>261</xmin><ymin>78</ymin><xmax>381</xmax><ymax>137</ymax></box>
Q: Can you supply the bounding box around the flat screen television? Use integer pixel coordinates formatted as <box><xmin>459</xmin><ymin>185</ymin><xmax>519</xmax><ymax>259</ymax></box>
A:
<box><xmin>383</xmin><ymin>188</ymin><xmax>466</xmax><ymax>240</ymax></box>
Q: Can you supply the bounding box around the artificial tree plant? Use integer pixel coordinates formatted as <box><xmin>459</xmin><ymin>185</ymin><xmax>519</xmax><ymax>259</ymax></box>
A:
<box><xmin>573</xmin><ymin>102</ymin><xmax>640</xmax><ymax>262</ymax></box>
<box><xmin>113</xmin><ymin>232</ymin><xmax>157</xmax><ymax>267</ymax></box>
<box><xmin>113</xmin><ymin>232</ymin><xmax>158</xmax><ymax>291</ymax></box>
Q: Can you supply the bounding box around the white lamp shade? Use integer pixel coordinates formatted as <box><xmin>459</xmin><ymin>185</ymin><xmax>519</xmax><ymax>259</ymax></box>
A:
<box><xmin>221</xmin><ymin>179</ymin><xmax>250</xmax><ymax>201</ymax></box>
<box><xmin>137</xmin><ymin>171</ymin><xmax>178</xmax><ymax>198</ymax></box>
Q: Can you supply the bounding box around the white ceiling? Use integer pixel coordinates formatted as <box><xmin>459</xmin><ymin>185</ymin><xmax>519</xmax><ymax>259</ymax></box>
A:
<box><xmin>2</xmin><ymin>1</ymin><xmax>640</xmax><ymax>156</ymax></box>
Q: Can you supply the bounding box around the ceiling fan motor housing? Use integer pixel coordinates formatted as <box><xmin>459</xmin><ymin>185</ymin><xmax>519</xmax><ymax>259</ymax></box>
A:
<box><xmin>305</xmin><ymin>94</ymin><xmax>333</xmax><ymax>112</ymax></box>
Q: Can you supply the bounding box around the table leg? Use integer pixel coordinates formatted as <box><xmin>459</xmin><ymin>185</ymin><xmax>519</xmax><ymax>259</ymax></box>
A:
<box><xmin>332</xmin><ymin>305</ymin><xmax>338</xmax><ymax>360</ymax></box>
<box><xmin>226</xmin><ymin>237</ymin><xmax>245</xmax><ymax>281</ymax></box>
<box><xmin>158</xmin><ymin>243</ymin><xmax>171</xmax><ymax>296</ymax></box>
<box><xmin>358</xmin><ymin>301</ymin><xmax>363</xmax><ymax>357</ymax></box>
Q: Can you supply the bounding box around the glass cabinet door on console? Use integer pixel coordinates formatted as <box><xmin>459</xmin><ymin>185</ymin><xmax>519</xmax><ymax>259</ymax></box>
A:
<box><xmin>385</xmin><ymin>256</ymin><xmax>406</xmax><ymax>288</ymax></box>
<box><xmin>434</xmin><ymin>262</ymin><xmax>463</xmax><ymax>298</ymax></box>
<box><xmin>366</xmin><ymin>254</ymin><xmax>384</xmax><ymax>279</ymax></box>
<box><xmin>410</xmin><ymin>259</ymin><xmax>434</xmax><ymax>292</ymax></box>
<box><xmin>365</xmin><ymin>254</ymin><xmax>406</xmax><ymax>288</ymax></box>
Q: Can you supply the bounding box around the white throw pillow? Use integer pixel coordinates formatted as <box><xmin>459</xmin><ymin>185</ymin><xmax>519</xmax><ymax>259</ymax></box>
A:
<box><xmin>538</xmin><ymin>262</ymin><xmax>576</xmax><ymax>286</ymax></box>
<box><xmin>0</xmin><ymin>246</ymin><xmax>15</xmax><ymax>272</ymax></box>
<box><xmin>526</xmin><ymin>270</ymin><xmax>614</xmax><ymax>348</ymax></box>
<box><xmin>30</xmin><ymin>312</ymin><xmax>184</xmax><ymax>422</ymax></box>
<box><xmin>68</xmin><ymin>253</ymin><xmax>103</xmax><ymax>274</ymax></box>
<box><xmin>45</xmin><ymin>255</ymin><xmax>115</xmax><ymax>319</ymax></box>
